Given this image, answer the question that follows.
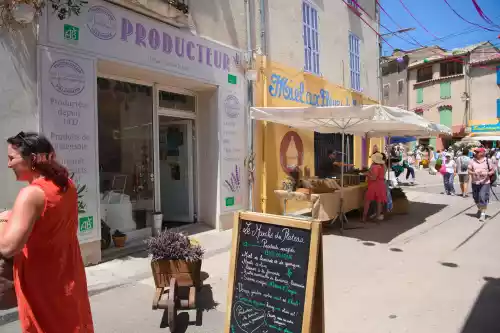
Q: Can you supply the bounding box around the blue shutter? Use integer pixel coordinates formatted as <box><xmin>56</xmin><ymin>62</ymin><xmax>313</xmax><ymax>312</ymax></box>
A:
<box><xmin>497</xmin><ymin>66</ymin><xmax>500</xmax><ymax>85</ymax></box>
<box><xmin>497</xmin><ymin>99</ymin><xmax>500</xmax><ymax>118</ymax></box>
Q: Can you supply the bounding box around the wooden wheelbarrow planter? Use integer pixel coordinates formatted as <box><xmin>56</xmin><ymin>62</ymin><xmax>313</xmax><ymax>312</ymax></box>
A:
<box><xmin>151</xmin><ymin>259</ymin><xmax>202</xmax><ymax>332</ymax></box>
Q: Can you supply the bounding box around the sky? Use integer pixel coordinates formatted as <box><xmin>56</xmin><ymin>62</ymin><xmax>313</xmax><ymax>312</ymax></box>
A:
<box><xmin>379</xmin><ymin>0</ymin><xmax>500</xmax><ymax>56</ymax></box>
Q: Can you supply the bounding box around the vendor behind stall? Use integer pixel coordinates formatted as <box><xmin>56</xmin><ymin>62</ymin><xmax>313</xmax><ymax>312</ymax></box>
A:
<box><xmin>317</xmin><ymin>150</ymin><xmax>342</xmax><ymax>178</ymax></box>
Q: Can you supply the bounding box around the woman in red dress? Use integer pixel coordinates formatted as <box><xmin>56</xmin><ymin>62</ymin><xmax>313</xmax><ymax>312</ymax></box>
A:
<box><xmin>0</xmin><ymin>132</ymin><xmax>94</xmax><ymax>332</ymax></box>
<box><xmin>362</xmin><ymin>152</ymin><xmax>388</xmax><ymax>222</ymax></box>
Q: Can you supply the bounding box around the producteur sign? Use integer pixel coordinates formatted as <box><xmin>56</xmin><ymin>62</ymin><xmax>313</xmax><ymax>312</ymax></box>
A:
<box><xmin>225</xmin><ymin>212</ymin><xmax>324</xmax><ymax>333</ymax></box>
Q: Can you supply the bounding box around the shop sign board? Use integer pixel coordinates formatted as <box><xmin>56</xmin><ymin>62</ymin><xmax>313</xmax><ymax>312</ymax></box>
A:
<box><xmin>41</xmin><ymin>0</ymin><xmax>244</xmax><ymax>88</ymax></box>
<box><xmin>220</xmin><ymin>89</ymin><xmax>247</xmax><ymax>213</ymax></box>
<box><xmin>471</xmin><ymin>122</ymin><xmax>500</xmax><ymax>133</ymax></box>
<box><xmin>38</xmin><ymin>47</ymin><xmax>100</xmax><ymax>244</ymax></box>
<box><xmin>225</xmin><ymin>212</ymin><xmax>324</xmax><ymax>333</ymax></box>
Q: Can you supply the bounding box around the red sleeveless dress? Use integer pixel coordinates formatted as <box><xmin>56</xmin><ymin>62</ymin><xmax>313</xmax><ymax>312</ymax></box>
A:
<box><xmin>13</xmin><ymin>178</ymin><xmax>94</xmax><ymax>332</ymax></box>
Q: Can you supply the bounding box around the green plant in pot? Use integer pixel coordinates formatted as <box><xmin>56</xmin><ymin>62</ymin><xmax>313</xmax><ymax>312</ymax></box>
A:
<box><xmin>146</xmin><ymin>230</ymin><xmax>204</xmax><ymax>289</ymax></box>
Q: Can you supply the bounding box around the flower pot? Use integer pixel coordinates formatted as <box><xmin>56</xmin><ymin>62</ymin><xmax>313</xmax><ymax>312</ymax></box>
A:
<box><xmin>151</xmin><ymin>259</ymin><xmax>202</xmax><ymax>288</ymax></box>
<box><xmin>112</xmin><ymin>235</ymin><xmax>127</xmax><ymax>248</ymax></box>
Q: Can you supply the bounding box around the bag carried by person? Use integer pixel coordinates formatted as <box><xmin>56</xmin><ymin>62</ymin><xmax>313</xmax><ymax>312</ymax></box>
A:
<box><xmin>486</xmin><ymin>158</ymin><xmax>497</xmax><ymax>185</ymax></box>
<box><xmin>439</xmin><ymin>164</ymin><xmax>447</xmax><ymax>175</ymax></box>
<box><xmin>460</xmin><ymin>156</ymin><xmax>470</xmax><ymax>173</ymax></box>
<box><xmin>0</xmin><ymin>256</ymin><xmax>16</xmax><ymax>310</ymax></box>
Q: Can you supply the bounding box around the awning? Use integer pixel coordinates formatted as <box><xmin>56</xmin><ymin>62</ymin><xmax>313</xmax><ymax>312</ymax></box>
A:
<box><xmin>250</xmin><ymin>104</ymin><xmax>451</xmax><ymax>138</ymax></box>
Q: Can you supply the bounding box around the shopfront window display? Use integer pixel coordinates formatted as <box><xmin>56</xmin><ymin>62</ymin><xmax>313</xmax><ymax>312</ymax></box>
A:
<box><xmin>97</xmin><ymin>78</ymin><xmax>154</xmax><ymax>235</ymax></box>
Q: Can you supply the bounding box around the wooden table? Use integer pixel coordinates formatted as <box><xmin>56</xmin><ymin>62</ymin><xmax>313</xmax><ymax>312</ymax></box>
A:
<box><xmin>275</xmin><ymin>184</ymin><xmax>367</xmax><ymax>222</ymax></box>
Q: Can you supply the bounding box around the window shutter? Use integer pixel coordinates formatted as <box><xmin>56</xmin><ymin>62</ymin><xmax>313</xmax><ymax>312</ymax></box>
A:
<box><xmin>497</xmin><ymin>66</ymin><xmax>500</xmax><ymax>85</ymax></box>
<box><xmin>440</xmin><ymin>82</ymin><xmax>451</xmax><ymax>99</ymax></box>
<box><xmin>417</xmin><ymin>88</ymin><xmax>423</xmax><ymax>104</ymax></box>
<box><xmin>497</xmin><ymin>99</ymin><xmax>500</xmax><ymax>118</ymax></box>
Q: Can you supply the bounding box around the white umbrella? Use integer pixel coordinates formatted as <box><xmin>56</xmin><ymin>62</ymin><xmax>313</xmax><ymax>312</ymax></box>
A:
<box><xmin>251</xmin><ymin>104</ymin><xmax>446</xmax><ymax>230</ymax></box>
<box><xmin>251</xmin><ymin>104</ymin><xmax>449</xmax><ymax>137</ymax></box>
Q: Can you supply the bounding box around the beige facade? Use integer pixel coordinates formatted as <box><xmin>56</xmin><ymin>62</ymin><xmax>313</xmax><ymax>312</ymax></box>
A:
<box><xmin>408</xmin><ymin>63</ymin><xmax>467</xmax><ymax>129</ymax></box>
<box><xmin>266</xmin><ymin>0</ymin><xmax>380</xmax><ymax>100</ymax></box>
<box><xmin>469</xmin><ymin>62</ymin><xmax>500</xmax><ymax>123</ymax></box>
<box><xmin>406</xmin><ymin>43</ymin><xmax>499</xmax><ymax>150</ymax></box>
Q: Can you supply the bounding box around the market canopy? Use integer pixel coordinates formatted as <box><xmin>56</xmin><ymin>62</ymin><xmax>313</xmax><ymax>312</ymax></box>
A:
<box><xmin>250</xmin><ymin>104</ymin><xmax>451</xmax><ymax>137</ymax></box>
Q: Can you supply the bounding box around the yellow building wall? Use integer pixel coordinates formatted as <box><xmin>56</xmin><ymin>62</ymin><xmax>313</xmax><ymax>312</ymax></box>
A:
<box><xmin>253</xmin><ymin>57</ymin><xmax>381</xmax><ymax>215</ymax></box>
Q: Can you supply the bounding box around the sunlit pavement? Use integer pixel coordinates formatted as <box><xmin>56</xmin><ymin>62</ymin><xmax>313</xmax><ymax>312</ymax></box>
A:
<box><xmin>3</xmin><ymin>169</ymin><xmax>500</xmax><ymax>332</ymax></box>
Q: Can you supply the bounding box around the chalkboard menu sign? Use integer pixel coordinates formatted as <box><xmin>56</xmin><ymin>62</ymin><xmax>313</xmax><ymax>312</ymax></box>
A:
<box><xmin>225</xmin><ymin>212</ymin><xmax>324</xmax><ymax>333</ymax></box>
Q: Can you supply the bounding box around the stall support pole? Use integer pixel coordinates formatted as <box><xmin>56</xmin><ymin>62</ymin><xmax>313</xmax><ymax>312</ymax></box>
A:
<box><xmin>332</xmin><ymin>129</ymin><xmax>348</xmax><ymax>232</ymax></box>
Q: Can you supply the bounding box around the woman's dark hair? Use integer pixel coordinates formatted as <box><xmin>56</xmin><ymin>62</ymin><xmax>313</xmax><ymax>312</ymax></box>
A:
<box><xmin>7</xmin><ymin>132</ymin><xmax>69</xmax><ymax>192</ymax></box>
<box><xmin>462</xmin><ymin>148</ymin><xmax>469</xmax><ymax>155</ymax></box>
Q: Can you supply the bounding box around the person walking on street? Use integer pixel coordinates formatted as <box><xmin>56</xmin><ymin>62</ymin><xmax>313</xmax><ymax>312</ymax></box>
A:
<box><xmin>442</xmin><ymin>153</ymin><xmax>456</xmax><ymax>195</ymax></box>
<box><xmin>468</xmin><ymin>147</ymin><xmax>495</xmax><ymax>222</ymax></box>
<box><xmin>0</xmin><ymin>132</ymin><xmax>94</xmax><ymax>332</ymax></box>
<box><xmin>362</xmin><ymin>152</ymin><xmax>387</xmax><ymax>222</ymax></box>
<box><xmin>456</xmin><ymin>148</ymin><xmax>471</xmax><ymax>197</ymax></box>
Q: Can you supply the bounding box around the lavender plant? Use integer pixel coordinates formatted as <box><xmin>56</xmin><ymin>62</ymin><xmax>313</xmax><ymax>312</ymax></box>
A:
<box><xmin>146</xmin><ymin>230</ymin><xmax>204</xmax><ymax>262</ymax></box>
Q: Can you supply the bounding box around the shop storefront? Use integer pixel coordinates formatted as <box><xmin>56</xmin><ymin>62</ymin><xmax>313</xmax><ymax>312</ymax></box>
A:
<box><xmin>37</xmin><ymin>0</ymin><xmax>247</xmax><ymax>264</ymax></box>
<box><xmin>253</xmin><ymin>57</ymin><xmax>381</xmax><ymax>215</ymax></box>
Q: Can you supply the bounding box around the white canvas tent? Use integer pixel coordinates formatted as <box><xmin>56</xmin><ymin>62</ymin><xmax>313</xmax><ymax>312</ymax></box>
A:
<box><xmin>250</xmin><ymin>104</ymin><xmax>451</xmax><ymax>229</ymax></box>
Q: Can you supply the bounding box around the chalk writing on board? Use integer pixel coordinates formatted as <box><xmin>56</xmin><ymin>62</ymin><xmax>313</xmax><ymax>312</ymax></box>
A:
<box><xmin>229</xmin><ymin>220</ymin><xmax>311</xmax><ymax>333</ymax></box>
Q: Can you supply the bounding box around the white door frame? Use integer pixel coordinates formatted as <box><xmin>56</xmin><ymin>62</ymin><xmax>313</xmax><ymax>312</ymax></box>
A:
<box><xmin>157</xmin><ymin>118</ymin><xmax>195</xmax><ymax>222</ymax></box>
<box><xmin>155</xmin><ymin>84</ymin><xmax>198</xmax><ymax>223</ymax></box>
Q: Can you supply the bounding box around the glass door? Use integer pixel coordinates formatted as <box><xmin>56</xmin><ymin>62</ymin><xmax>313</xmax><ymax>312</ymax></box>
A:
<box><xmin>158</xmin><ymin>116</ymin><xmax>194</xmax><ymax>223</ymax></box>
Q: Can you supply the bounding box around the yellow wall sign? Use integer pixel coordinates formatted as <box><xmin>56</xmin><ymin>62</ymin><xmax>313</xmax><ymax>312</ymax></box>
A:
<box><xmin>256</xmin><ymin>58</ymin><xmax>364</xmax><ymax>108</ymax></box>
<box><xmin>252</xmin><ymin>57</ymin><xmax>379</xmax><ymax>214</ymax></box>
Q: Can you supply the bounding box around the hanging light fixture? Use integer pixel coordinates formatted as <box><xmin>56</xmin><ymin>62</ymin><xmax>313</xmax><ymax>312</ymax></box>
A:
<box><xmin>0</xmin><ymin>0</ymin><xmax>87</xmax><ymax>30</ymax></box>
<box><xmin>11</xmin><ymin>3</ymin><xmax>36</xmax><ymax>23</ymax></box>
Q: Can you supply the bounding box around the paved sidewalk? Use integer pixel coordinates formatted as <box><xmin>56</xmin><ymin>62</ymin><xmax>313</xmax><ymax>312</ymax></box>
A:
<box><xmin>4</xmin><ymin>170</ymin><xmax>500</xmax><ymax>332</ymax></box>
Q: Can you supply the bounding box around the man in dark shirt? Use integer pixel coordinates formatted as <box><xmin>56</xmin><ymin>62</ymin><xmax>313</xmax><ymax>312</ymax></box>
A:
<box><xmin>318</xmin><ymin>150</ymin><xmax>341</xmax><ymax>178</ymax></box>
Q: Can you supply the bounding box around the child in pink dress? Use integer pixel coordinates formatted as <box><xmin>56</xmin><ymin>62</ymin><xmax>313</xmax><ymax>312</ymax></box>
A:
<box><xmin>362</xmin><ymin>152</ymin><xmax>388</xmax><ymax>221</ymax></box>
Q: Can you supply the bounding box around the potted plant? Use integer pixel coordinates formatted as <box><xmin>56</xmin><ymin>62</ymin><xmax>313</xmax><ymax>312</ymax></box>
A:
<box><xmin>112</xmin><ymin>230</ymin><xmax>127</xmax><ymax>248</ymax></box>
<box><xmin>146</xmin><ymin>230</ymin><xmax>204</xmax><ymax>289</ymax></box>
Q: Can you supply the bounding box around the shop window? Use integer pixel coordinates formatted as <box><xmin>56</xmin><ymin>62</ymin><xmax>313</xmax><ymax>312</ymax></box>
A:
<box><xmin>416</xmin><ymin>88</ymin><xmax>423</xmax><ymax>104</ymax></box>
<box><xmin>397</xmin><ymin>79</ymin><xmax>404</xmax><ymax>95</ymax></box>
<box><xmin>440</xmin><ymin>82</ymin><xmax>451</xmax><ymax>99</ymax></box>
<box><xmin>159</xmin><ymin>91</ymin><xmax>195</xmax><ymax>112</ymax></box>
<box><xmin>97</xmin><ymin>78</ymin><xmax>154</xmax><ymax>234</ymax></box>
<box><xmin>302</xmin><ymin>1</ymin><xmax>320</xmax><ymax>74</ymax></box>
<box><xmin>349</xmin><ymin>32</ymin><xmax>361</xmax><ymax>91</ymax></box>
<box><xmin>440</xmin><ymin>61</ymin><xmax>463</xmax><ymax>77</ymax></box>
<box><xmin>383</xmin><ymin>84</ymin><xmax>390</xmax><ymax>100</ymax></box>
<box><xmin>416</xmin><ymin>66</ymin><xmax>432</xmax><ymax>83</ymax></box>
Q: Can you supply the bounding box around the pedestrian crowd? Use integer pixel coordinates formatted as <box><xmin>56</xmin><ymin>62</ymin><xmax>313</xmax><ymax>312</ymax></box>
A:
<box><xmin>434</xmin><ymin>145</ymin><xmax>498</xmax><ymax>222</ymax></box>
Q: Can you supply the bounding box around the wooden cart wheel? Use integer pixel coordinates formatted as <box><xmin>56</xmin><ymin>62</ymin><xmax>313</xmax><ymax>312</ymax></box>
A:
<box><xmin>167</xmin><ymin>278</ymin><xmax>178</xmax><ymax>332</ymax></box>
